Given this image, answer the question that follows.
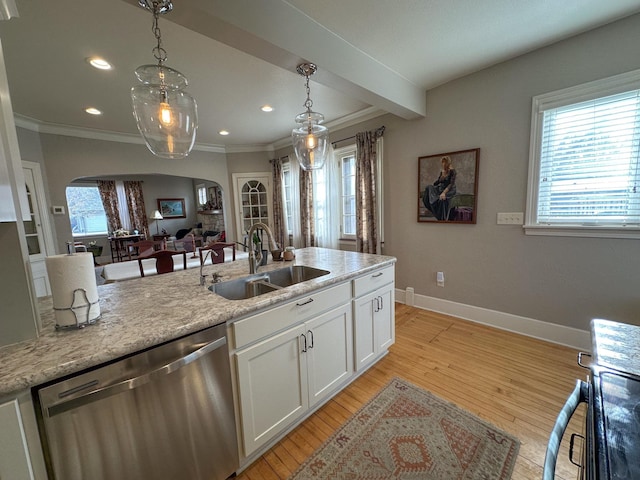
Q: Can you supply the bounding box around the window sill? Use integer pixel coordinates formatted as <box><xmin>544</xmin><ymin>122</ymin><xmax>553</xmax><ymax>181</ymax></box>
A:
<box><xmin>524</xmin><ymin>224</ymin><xmax>640</xmax><ymax>239</ymax></box>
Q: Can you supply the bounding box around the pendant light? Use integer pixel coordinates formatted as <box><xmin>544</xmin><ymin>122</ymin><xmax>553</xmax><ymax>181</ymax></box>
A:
<box><xmin>292</xmin><ymin>63</ymin><xmax>329</xmax><ymax>171</ymax></box>
<box><xmin>131</xmin><ymin>0</ymin><xmax>198</xmax><ymax>159</ymax></box>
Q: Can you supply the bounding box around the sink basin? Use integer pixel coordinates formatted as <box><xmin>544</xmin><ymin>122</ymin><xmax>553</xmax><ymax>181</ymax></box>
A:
<box><xmin>210</xmin><ymin>276</ymin><xmax>280</xmax><ymax>300</ymax></box>
<box><xmin>263</xmin><ymin>265</ymin><xmax>330</xmax><ymax>288</ymax></box>
<box><xmin>209</xmin><ymin>265</ymin><xmax>330</xmax><ymax>300</ymax></box>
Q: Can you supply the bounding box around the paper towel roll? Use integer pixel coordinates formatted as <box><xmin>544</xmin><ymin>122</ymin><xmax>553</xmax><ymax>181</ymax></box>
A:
<box><xmin>45</xmin><ymin>253</ymin><xmax>100</xmax><ymax>328</ymax></box>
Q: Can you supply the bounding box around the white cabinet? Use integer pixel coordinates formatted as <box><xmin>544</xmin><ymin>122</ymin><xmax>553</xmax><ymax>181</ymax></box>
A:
<box><xmin>235</xmin><ymin>323</ymin><xmax>307</xmax><ymax>457</ymax></box>
<box><xmin>233</xmin><ymin>283</ymin><xmax>353</xmax><ymax>457</ymax></box>
<box><xmin>0</xmin><ymin>399</ymin><xmax>36</xmax><ymax>480</ymax></box>
<box><xmin>305</xmin><ymin>304</ymin><xmax>353</xmax><ymax>406</ymax></box>
<box><xmin>232</xmin><ymin>172</ymin><xmax>273</xmax><ymax>243</ymax></box>
<box><xmin>353</xmin><ymin>265</ymin><xmax>395</xmax><ymax>371</ymax></box>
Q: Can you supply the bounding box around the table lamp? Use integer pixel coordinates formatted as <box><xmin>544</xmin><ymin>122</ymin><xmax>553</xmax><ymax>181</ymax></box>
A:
<box><xmin>151</xmin><ymin>210</ymin><xmax>163</xmax><ymax>235</ymax></box>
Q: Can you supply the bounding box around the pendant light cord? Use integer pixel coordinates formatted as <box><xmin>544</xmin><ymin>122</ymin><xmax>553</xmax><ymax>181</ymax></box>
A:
<box><xmin>150</xmin><ymin>1</ymin><xmax>167</xmax><ymax>66</ymax></box>
<box><xmin>304</xmin><ymin>73</ymin><xmax>313</xmax><ymax>112</ymax></box>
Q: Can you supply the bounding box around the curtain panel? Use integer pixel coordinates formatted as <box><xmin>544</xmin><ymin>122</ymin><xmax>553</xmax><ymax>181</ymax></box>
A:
<box><xmin>97</xmin><ymin>180</ymin><xmax>121</xmax><ymax>233</ymax></box>
<box><xmin>271</xmin><ymin>157</ymin><xmax>287</xmax><ymax>249</ymax></box>
<box><xmin>355</xmin><ymin>128</ymin><xmax>384</xmax><ymax>254</ymax></box>
<box><xmin>299</xmin><ymin>169</ymin><xmax>315</xmax><ymax>247</ymax></box>
<box><xmin>123</xmin><ymin>181</ymin><xmax>149</xmax><ymax>238</ymax></box>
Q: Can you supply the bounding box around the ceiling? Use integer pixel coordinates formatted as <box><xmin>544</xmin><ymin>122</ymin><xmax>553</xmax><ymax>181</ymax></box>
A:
<box><xmin>1</xmin><ymin>0</ymin><xmax>640</xmax><ymax>153</ymax></box>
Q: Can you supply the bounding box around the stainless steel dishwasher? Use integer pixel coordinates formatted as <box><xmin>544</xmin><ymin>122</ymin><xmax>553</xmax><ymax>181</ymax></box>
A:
<box><xmin>35</xmin><ymin>322</ymin><xmax>238</xmax><ymax>480</ymax></box>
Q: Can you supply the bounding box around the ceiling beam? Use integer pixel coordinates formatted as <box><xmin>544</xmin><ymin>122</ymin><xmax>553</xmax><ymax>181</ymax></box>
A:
<box><xmin>121</xmin><ymin>0</ymin><xmax>426</xmax><ymax>120</ymax></box>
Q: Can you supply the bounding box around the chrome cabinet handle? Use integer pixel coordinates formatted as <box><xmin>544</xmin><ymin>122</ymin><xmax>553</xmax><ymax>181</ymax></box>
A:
<box><xmin>300</xmin><ymin>333</ymin><xmax>307</xmax><ymax>353</ymax></box>
<box><xmin>296</xmin><ymin>298</ymin><xmax>314</xmax><ymax>307</ymax></box>
<box><xmin>373</xmin><ymin>297</ymin><xmax>379</xmax><ymax>312</ymax></box>
<box><xmin>372</xmin><ymin>272</ymin><xmax>383</xmax><ymax>278</ymax></box>
<box><xmin>47</xmin><ymin>336</ymin><xmax>227</xmax><ymax>417</ymax></box>
<box><xmin>307</xmin><ymin>330</ymin><xmax>314</xmax><ymax>349</ymax></box>
<box><xmin>378</xmin><ymin>295</ymin><xmax>383</xmax><ymax>310</ymax></box>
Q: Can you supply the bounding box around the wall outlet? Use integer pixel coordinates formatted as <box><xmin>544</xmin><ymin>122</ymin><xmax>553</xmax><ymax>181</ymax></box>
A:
<box><xmin>436</xmin><ymin>271</ymin><xmax>444</xmax><ymax>287</ymax></box>
<box><xmin>405</xmin><ymin>287</ymin><xmax>415</xmax><ymax>306</ymax></box>
<box><xmin>497</xmin><ymin>212</ymin><xmax>524</xmax><ymax>225</ymax></box>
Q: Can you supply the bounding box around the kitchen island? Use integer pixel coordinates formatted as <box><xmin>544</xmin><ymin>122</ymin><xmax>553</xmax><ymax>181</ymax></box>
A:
<box><xmin>0</xmin><ymin>247</ymin><xmax>396</xmax><ymax>480</ymax></box>
<box><xmin>0</xmin><ymin>247</ymin><xmax>395</xmax><ymax>396</ymax></box>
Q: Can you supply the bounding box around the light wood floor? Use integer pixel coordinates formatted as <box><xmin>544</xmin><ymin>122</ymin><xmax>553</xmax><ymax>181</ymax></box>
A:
<box><xmin>235</xmin><ymin>304</ymin><xmax>586</xmax><ymax>480</ymax></box>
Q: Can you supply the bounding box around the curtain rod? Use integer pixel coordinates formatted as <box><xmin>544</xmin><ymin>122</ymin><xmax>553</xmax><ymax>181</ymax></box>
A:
<box><xmin>331</xmin><ymin>125</ymin><xmax>385</xmax><ymax>147</ymax></box>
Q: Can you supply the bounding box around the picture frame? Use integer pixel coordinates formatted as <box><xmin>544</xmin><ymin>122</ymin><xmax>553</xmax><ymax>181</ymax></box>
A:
<box><xmin>418</xmin><ymin>148</ymin><xmax>479</xmax><ymax>223</ymax></box>
<box><xmin>157</xmin><ymin>198</ymin><xmax>186</xmax><ymax>218</ymax></box>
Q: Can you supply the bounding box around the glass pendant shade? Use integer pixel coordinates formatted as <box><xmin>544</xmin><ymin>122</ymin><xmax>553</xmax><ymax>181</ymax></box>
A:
<box><xmin>292</xmin><ymin>111</ymin><xmax>328</xmax><ymax>170</ymax></box>
<box><xmin>131</xmin><ymin>64</ymin><xmax>198</xmax><ymax>159</ymax></box>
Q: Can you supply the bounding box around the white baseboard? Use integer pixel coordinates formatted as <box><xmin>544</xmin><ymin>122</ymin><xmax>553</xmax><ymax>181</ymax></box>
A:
<box><xmin>395</xmin><ymin>288</ymin><xmax>591</xmax><ymax>351</ymax></box>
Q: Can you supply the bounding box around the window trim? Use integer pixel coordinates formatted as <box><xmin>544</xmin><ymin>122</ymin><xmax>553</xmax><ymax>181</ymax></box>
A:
<box><xmin>525</xmin><ymin>68</ymin><xmax>640</xmax><ymax>239</ymax></box>
<box><xmin>334</xmin><ymin>144</ymin><xmax>357</xmax><ymax>240</ymax></box>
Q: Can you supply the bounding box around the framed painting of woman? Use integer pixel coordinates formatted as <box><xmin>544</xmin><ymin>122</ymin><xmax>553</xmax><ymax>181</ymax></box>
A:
<box><xmin>418</xmin><ymin>148</ymin><xmax>479</xmax><ymax>223</ymax></box>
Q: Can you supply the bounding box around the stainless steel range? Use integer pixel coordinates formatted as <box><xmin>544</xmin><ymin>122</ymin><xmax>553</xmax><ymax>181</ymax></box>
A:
<box><xmin>544</xmin><ymin>319</ymin><xmax>640</xmax><ymax>480</ymax></box>
<box><xmin>590</xmin><ymin>365</ymin><xmax>640</xmax><ymax>479</ymax></box>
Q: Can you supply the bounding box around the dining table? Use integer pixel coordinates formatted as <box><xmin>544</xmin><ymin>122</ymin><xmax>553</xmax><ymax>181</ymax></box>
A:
<box><xmin>108</xmin><ymin>234</ymin><xmax>144</xmax><ymax>262</ymax></box>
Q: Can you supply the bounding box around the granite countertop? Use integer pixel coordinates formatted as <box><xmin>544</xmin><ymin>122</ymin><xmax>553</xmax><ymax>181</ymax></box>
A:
<box><xmin>592</xmin><ymin>318</ymin><xmax>640</xmax><ymax>377</ymax></box>
<box><xmin>0</xmin><ymin>248</ymin><xmax>395</xmax><ymax>397</ymax></box>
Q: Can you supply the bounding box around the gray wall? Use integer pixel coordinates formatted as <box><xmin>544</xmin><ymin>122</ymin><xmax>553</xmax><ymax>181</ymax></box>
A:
<box><xmin>380</xmin><ymin>14</ymin><xmax>640</xmax><ymax>331</ymax></box>
<box><xmin>11</xmin><ymin>12</ymin><xmax>640</xmax><ymax>345</ymax></box>
<box><xmin>33</xmin><ymin>133</ymin><xmax>231</xmax><ymax>251</ymax></box>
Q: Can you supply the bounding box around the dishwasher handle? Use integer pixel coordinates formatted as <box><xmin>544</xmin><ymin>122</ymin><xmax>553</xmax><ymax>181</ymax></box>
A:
<box><xmin>542</xmin><ymin>379</ymin><xmax>589</xmax><ymax>480</ymax></box>
<box><xmin>46</xmin><ymin>336</ymin><xmax>227</xmax><ymax>418</ymax></box>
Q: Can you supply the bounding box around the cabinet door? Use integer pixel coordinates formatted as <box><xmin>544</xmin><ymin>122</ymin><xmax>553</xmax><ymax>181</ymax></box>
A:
<box><xmin>375</xmin><ymin>285</ymin><xmax>395</xmax><ymax>352</ymax></box>
<box><xmin>235</xmin><ymin>324</ymin><xmax>307</xmax><ymax>456</ymax></box>
<box><xmin>232</xmin><ymin>172</ymin><xmax>273</xmax><ymax>243</ymax></box>
<box><xmin>0</xmin><ymin>399</ymin><xmax>35</xmax><ymax>480</ymax></box>
<box><xmin>354</xmin><ymin>285</ymin><xmax>395</xmax><ymax>371</ymax></box>
<box><xmin>306</xmin><ymin>304</ymin><xmax>353</xmax><ymax>406</ymax></box>
<box><xmin>353</xmin><ymin>290</ymin><xmax>377</xmax><ymax>371</ymax></box>
<box><xmin>23</xmin><ymin>162</ymin><xmax>55</xmax><ymax>297</ymax></box>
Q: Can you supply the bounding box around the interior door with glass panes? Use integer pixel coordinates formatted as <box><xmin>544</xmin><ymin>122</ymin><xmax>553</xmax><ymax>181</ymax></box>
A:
<box><xmin>23</xmin><ymin>162</ymin><xmax>55</xmax><ymax>297</ymax></box>
<box><xmin>233</xmin><ymin>173</ymin><xmax>273</xmax><ymax>248</ymax></box>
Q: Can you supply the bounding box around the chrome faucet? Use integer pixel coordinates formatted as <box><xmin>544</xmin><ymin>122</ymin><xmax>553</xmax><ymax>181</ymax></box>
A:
<box><xmin>246</xmin><ymin>222</ymin><xmax>279</xmax><ymax>274</ymax></box>
<box><xmin>199</xmin><ymin>248</ymin><xmax>220</xmax><ymax>286</ymax></box>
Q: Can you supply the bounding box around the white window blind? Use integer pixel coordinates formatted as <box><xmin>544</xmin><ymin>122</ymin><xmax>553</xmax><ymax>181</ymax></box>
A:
<box><xmin>527</xmin><ymin>70</ymin><xmax>640</xmax><ymax>237</ymax></box>
<box><xmin>538</xmin><ymin>90</ymin><xmax>640</xmax><ymax>225</ymax></box>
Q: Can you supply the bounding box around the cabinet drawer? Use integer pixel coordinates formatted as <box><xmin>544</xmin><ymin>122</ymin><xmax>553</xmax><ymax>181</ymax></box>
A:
<box><xmin>353</xmin><ymin>264</ymin><xmax>395</xmax><ymax>298</ymax></box>
<box><xmin>232</xmin><ymin>282</ymin><xmax>351</xmax><ymax>349</ymax></box>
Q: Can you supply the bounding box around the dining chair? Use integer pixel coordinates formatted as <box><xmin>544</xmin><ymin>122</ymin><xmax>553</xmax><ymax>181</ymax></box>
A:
<box><xmin>199</xmin><ymin>242</ymin><xmax>235</xmax><ymax>265</ymax></box>
<box><xmin>137</xmin><ymin>250</ymin><xmax>187</xmax><ymax>277</ymax></box>
<box><xmin>127</xmin><ymin>239</ymin><xmax>166</xmax><ymax>261</ymax></box>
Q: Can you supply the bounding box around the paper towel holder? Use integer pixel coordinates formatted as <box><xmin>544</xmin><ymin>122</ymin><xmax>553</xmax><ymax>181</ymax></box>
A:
<box><xmin>53</xmin><ymin>288</ymin><xmax>100</xmax><ymax>330</ymax></box>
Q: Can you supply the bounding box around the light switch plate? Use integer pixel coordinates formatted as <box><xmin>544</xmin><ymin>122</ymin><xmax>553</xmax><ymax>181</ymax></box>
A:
<box><xmin>497</xmin><ymin>212</ymin><xmax>523</xmax><ymax>225</ymax></box>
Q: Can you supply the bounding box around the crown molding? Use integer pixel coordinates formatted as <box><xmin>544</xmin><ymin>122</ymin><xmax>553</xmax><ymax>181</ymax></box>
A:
<box><xmin>14</xmin><ymin>105</ymin><xmax>387</xmax><ymax>155</ymax></box>
<box><xmin>13</xmin><ymin>114</ymin><xmax>227</xmax><ymax>154</ymax></box>
<box><xmin>225</xmin><ymin>144</ymin><xmax>276</xmax><ymax>154</ymax></box>
<box><xmin>271</xmin><ymin>106</ymin><xmax>387</xmax><ymax>150</ymax></box>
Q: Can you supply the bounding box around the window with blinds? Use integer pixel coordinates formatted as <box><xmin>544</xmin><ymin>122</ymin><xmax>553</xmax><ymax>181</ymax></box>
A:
<box><xmin>526</xmin><ymin>70</ymin><xmax>640</xmax><ymax>238</ymax></box>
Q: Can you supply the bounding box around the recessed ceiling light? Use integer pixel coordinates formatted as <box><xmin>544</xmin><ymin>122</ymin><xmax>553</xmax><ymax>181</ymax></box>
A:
<box><xmin>261</xmin><ymin>105</ymin><xmax>273</xmax><ymax>112</ymax></box>
<box><xmin>87</xmin><ymin>57</ymin><xmax>112</xmax><ymax>70</ymax></box>
<box><xmin>85</xmin><ymin>107</ymin><xmax>102</xmax><ymax>115</ymax></box>
<box><xmin>219</xmin><ymin>130</ymin><xmax>230</xmax><ymax>136</ymax></box>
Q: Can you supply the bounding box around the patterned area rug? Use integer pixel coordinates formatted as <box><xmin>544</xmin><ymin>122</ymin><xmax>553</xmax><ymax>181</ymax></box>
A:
<box><xmin>290</xmin><ymin>377</ymin><xmax>520</xmax><ymax>479</ymax></box>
